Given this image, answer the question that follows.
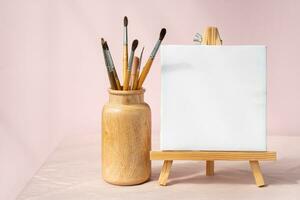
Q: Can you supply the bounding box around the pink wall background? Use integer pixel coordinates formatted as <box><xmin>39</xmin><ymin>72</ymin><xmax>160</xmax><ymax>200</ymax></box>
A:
<box><xmin>1</xmin><ymin>0</ymin><xmax>300</xmax><ymax>199</ymax></box>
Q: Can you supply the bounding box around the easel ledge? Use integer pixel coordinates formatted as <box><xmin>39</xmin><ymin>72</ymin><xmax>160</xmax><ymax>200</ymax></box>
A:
<box><xmin>150</xmin><ymin>151</ymin><xmax>276</xmax><ymax>187</ymax></box>
<box><xmin>150</xmin><ymin>151</ymin><xmax>277</xmax><ymax>161</ymax></box>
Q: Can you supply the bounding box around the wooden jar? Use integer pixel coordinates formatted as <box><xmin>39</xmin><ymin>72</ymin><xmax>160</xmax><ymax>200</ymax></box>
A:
<box><xmin>102</xmin><ymin>89</ymin><xmax>151</xmax><ymax>185</ymax></box>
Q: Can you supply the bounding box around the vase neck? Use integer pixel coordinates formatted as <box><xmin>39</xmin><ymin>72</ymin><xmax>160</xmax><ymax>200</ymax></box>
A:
<box><xmin>108</xmin><ymin>89</ymin><xmax>145</xmax><ymax>105</ymax></box>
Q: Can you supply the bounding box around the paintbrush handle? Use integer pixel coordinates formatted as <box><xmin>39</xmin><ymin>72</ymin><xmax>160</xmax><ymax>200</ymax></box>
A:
<box><xmin>107</xmin><ymin>71</ymin><xmax>117</xmax><ymax>90</ymax></box>
<box><xmin>137</xmin><ymin>58</ymin><xmax>153</xmax><ymax>89</ymax></box>
<box><xmin>123</xmin><ymin>45</ymin><xmax>128</xmax><ymax>81</ymax></box>
<box><xmin>130</xmin><ymin>57</ymin><xmax>139</xmax><ymax>90</ymax></box>
<box><xmin>112</xmin><ymin>69</ymin><xmax>122</xmax><ymax>90</ymax></box>
<box><xmin>123</xmin><ymin>69</ymin><xmax>130</xmax><ymax>90</ymax></box>
<box><xmin>132</xmin><ymin>67</ymin><xmax>140</xmax><ymax>90</ymax></box>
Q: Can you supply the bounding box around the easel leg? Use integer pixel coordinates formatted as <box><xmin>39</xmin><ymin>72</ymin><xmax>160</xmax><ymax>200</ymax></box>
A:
<box><xmin>158</xmin><ymin>160</ymin><xmax>173</xmax><ymax>186</ymax></box>
<box><xmin>206</xmin><ymin>160</ymin><xmax>214</xmax><ymax>176</ymax></box>
<box><xmin>249</xmin><ymin>160</ymin><xmax>265</xmax><ymax>187</ymax></box>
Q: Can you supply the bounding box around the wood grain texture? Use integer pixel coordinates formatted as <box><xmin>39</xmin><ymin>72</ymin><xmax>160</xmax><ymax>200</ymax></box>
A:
<box><xmin>206</xmin><ymin>160</ymin><xmax>214</xmax><ymax>176</ymax></box>
<box><xmin>249</xmin><ymin>161</ymin><xmax>265</xmax><ymax>187</ymax></box>
<box><xmin>102</xmin><ymin>89</ymin><xmax>151</xmax><ymax>185</ymax></box>
<box><xmin>158</xmin><ymin>160</ymin><xmax>173</xmax><ymax>186</ymax></box>
<box><xmin>150</xmin><ymin>151</ymin><xmax>277</xmax><ymax>160</ymax></box>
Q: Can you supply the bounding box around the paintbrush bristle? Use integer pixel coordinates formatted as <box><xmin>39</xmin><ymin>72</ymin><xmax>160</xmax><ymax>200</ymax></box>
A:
<box><xmin>132</xmin><ymin>39</ymin><xmax>138</xmax><ymax>51</ymax></box>
<box><xmin>101</xmin><ymin>38</ymin><xmax>105</xmax><ymax>46</ymax></box>
<box><xmin>124</xmin><ymin>16</ymin><xmax>128</xmax><ymax>26</ymax></box>
<box><xmin>159</xmin><ymin>28</ymin><xmax>166</xmax><ymax>41</ymax></box>
<box><xmin>103</xmin><ymin>41</ymin><xmax>108</xmax><ymax>50</ymax></box>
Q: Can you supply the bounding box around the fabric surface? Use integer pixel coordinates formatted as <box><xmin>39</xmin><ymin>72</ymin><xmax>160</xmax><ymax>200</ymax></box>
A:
<box><xmin>18</xmin><ymin>134</ymin><xmax>300</xmax><ymax>200</ymax></box>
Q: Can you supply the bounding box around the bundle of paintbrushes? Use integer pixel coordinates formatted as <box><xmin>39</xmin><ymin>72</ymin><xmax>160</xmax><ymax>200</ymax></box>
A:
<box><xmin>100</xmin><ymin>16</ymin><xmax>166</xmax><ymax>90</ymax></box>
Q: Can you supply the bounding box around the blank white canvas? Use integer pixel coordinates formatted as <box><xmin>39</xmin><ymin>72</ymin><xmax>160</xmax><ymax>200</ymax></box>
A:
<box><xmin>161</xmin><ymin>45</ymin><xmax>267</xmax><ymax>151</ymax></box>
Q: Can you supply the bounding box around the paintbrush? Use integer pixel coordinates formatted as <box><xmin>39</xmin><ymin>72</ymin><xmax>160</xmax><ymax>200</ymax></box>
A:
<box><xmin>101</xmin><ymin>38</ymin><xmax>117</xmax><ymax>90</ymax></box>
<box><xmin>123</xmin><ymin>39</ymin><xmax>138</xmax><ymax>90</ymax></box>
<box><xmin>122</xmin><ymin>16</ymin><xmax>128</xmax><ymax>81</ymax></box>
<box><xmin>137</xmin><ymin>28</ymin><xmax>166</xmax><ymax>89</ymax></box>
<box><xmin>130</xmin><ymin>56</ymin><xmax>139</xmax><ymax>90</ymax></box>
<box><xmin>103</xmin><ymin>40</ymin><xmax>122</xmax><ymax>90</ymax></box>
<box><xmin>132</xmin><ymin>47</ymin><xmax>144</xmax><ymax>90</ymax></box>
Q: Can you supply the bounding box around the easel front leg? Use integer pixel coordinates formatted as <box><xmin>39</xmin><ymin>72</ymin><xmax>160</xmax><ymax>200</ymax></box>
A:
<box><xmin>158</xmin><ymin>160</ymin><xmax>173</xmax><ymax>186</ymax></box>
<box><xmin>249</xmin><ymin>160</ymin><xmax>265</xmax><ymax>187</ymax></box>
<box><xmin>206</xmin><ymin>160</ymin><xmax>214</xmax><ymax>176</ymax></box>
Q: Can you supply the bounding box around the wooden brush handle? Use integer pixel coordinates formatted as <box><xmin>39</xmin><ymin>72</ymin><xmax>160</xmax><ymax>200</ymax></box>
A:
<box><xmin>123</xmin><ymin>69</ymin><xmax>131</xmax><ymax>90</ymax></box>
<box><xmin>107</xmin><ymin>71</ymin><xmax>117</xmax><ymax>90</ymax></box>
<box><xmin>123</xmin><ymin>45</ymin><xmax>128</xmax><ymax>81</ymax></box>
<box><xmin>132</xmin><ymin>67</ymin><xmax>140</xmax><ymax>90</ymax></box>
<box><xmin>137</xmin><ymin>58</ymin><xmax>153</xmax><ymax>89</ymax></box>
<box><xmin>112</xmin><ymin>69</ymin><xmax>122</xmax><ymax>90</ymax></box>
<box><xmin>130</xmin><ymin>57</ymin><xmax>139</xmax><ymax>90</ymax></box>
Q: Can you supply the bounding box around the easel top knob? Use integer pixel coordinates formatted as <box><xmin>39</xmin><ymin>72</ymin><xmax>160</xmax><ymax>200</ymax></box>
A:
<box><xmin>194</xmin><ymin>27</ymin><xmax>222</xmax><ymax>45</ymax></box>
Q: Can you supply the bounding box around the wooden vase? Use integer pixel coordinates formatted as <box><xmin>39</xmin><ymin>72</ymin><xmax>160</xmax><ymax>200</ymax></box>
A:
<box><xmin>102</xmin><ymin>89</ymin><xmax>151</xmax><ymax>185</ymax></box>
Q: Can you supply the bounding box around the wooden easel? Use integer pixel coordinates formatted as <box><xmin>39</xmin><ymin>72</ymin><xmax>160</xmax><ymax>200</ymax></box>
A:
<box><xmin>150</xmin><ymin>27</ymin><xmax>277</xmax><ymax>187</ymax></box>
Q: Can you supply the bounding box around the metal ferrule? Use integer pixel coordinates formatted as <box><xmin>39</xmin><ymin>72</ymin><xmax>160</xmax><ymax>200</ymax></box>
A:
<box><xmin>105</xmin><ymin>50</ymin><xmax>114</xmax><ymax>72</ymax></box>
<box><xmin>128</xmin><ymin>52</ymin><xmax>134</xmax><ymax>70</ymax></box>
<box><xmin>123</xmin><ymin>27</ymin><xmax>128</xmax><ymax>45</ymax></box>
<box><xmin>150</xmin><ymin>40</ymin><xmax>161</xmax><ymax>59</ymax></box>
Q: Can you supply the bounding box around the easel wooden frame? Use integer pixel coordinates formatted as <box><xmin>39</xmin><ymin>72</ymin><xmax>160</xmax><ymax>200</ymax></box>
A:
<box><xmin>150</xmin><ymin>27</ymin><xmax>277</xmax><ymax>187</ymax></box>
